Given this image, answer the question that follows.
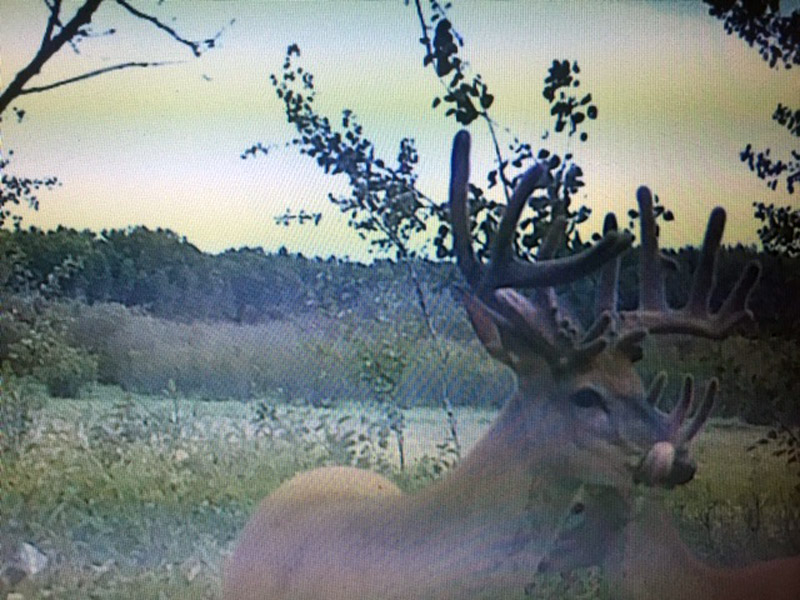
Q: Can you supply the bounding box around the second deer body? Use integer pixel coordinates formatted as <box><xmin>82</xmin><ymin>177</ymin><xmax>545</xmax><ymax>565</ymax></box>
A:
<box><xmin>542</xmin><ymin>484</ymin><xmax>800</xmax><ymax>600</ymax></box>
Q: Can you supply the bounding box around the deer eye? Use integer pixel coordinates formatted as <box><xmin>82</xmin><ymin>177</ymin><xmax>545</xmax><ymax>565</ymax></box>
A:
<box><xmin>570</xmin><ymin>387</ymin><xmax>607</xmax><ymax>410</ymax></box>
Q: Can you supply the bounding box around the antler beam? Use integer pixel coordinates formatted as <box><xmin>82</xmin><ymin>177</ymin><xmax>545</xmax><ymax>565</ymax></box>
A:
<box><xmin>608</xmin><ymin>187</ymin><xmax>761</xmax><ymax>340</ymax></box>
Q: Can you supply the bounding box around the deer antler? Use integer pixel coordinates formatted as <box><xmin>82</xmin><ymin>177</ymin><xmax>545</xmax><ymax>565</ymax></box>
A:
<box><xmin>597</xmin><ymin>187</ymin><xmax>760</xmax><ymax>484</ymax></box>
<box><xmin>449</xmin><ymin>131</ymin><xmax>634</xmax><ymax>371</ymax></box>
<box><xmin>600</xmin><ymin>187</ymin><xmax>761</xmax><ymax>341</ymax></box>
<box><xmin>450</xmin><ymin>130</ymin><xmax>633</xmax><ymax>297</ymax></box>
<box><xmin>450</xmin><ymin>129</ymin><xmax>759</xmax><ymax>384</ymax></box>
<box><xmin>636</xmin><ymin>373</ymin><xmax>720</xmax><ymax>486</ymax></box>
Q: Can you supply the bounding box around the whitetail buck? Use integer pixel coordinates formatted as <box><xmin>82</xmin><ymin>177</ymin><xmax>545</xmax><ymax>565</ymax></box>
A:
<box><xmin>222</xmin><ymin>130</ymin><xmax>759</xmax><ymax>600</ymax></box>
<box><xmin>540</xmin><ymin>482</ymin><xmax>800</xmax><ymax>599</ymax></box>
<box><xmin>535</xmin><ymin>195</ymin><xmax>800</xmax><ymax>597</ymax></box>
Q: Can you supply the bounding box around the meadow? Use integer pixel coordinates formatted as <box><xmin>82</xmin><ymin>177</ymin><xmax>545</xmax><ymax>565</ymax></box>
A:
<box><xmin>1</xmin><ymin>377</ymin><xmax>798</xmax><ymax>599</ymax></box>
<box><xmin>1</xmin><ymin>289</ymin><xmax>798</xmax><ymax>598</ymax></box>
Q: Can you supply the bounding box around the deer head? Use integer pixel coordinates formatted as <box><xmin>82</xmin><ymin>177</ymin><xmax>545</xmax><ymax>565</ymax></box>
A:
<box><xmin>450</xmin><ymin>129</ymin><xmax>760</xmax><ymax>491</ymax></box>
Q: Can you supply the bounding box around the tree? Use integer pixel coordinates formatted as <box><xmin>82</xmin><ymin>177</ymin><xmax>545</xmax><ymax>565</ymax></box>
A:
<box><xmin>412</xmin><ymin>1</ymin><xmax>600</xmax><ymax>260</ymax></box>
<box><xmin>703</xmin><ymin>1</ymin><xmax>799</xmax><ymax>256</ymax></box>
<box><xmin>753</xmin><ymin>202</ymin><xmax>800</xmax><ymax>257</ymax></box>
<box><xmin>739</xmin><ymin>101</ymin><xmax>800</xmax><ymax>196</ymax></box>
<box><xmin>752</xmin><ymin>104</ymin><xmax>800</xmax><ymax>257</ymax></box>
<box><xmin>252</xmin><ymin>0</ymin><xmax>622</xmax><ymax>458</ymax></box>
<box><xmin>0</xmin><ymin>1</ymin><xmax>228</xmax><ymax>226</ymax></box>
<box><xmin>704</xmin><ymin>0</ymin><xmax>800</xmax><ymax>488</ymax></box>
<box><xmin>703</xmin><ymin>0</ymin><xmax>799</xmax><ymax>70</ymax></box>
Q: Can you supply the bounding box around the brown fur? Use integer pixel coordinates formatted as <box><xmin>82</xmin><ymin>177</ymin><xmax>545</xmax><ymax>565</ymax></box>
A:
<box><xmin>615</xmin><ymin>497</ymin><xmax>800</xmax><ymax>600</ymax></box>
<box><xmin>223</xmin><ymin>348</ymin><xmax>683</xmax><ymax>600</ymax></box>
<box><xmin>543</xmin><ymin>488</ymin><xmax>800</xmax><ymax>600</ymax></box>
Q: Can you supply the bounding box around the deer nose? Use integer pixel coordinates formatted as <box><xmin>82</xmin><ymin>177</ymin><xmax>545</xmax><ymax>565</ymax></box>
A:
<box><xmin>634</xmin><ymin>442</ymin><xmax>697</xmax><ymax>487</ymax></box>
<box><xmin>663</xmin><ymin>458</ymin><xmax>696</xmax><ymax>488</ymax></box>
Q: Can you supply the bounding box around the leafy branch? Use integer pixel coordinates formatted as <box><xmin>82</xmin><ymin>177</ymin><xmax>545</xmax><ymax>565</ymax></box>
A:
<box><xmin>268</xmin><ymin>45</ymin><xmax>443</xmax><ymax>260</ymax></box>
<box><xmin>704</xmin><ymin>0</ymin><xmax>800</xmax><ymax>70</ymax></box>
<box><xmin>264</xmin><ymin>44</ymin><xmax>465</xmax><ymax>453</ymax></box>
<box><xmin>411</xmin><ymin>0</ymin><xmax>602</xmax><ymax>261</ymax></box>
<box><xmin>741</xmin><ymin>103</ymin><xmax>800</xmax><ymax>195</ymax></box>
<box><xmin>753</xmin><ymin>202</ymin><xmax>800</xmax><ymax>257</ymax></box>
<box><xmin>0</xmin><ymin>152</ymin><xmax>61</xmax><ymax>229</ymax></box>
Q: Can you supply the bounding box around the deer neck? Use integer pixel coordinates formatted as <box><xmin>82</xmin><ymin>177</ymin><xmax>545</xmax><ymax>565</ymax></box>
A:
<box><xmin>408</xmin><ymin>388</ymin><xmax>580</xmax><ymax>573</ymax></box>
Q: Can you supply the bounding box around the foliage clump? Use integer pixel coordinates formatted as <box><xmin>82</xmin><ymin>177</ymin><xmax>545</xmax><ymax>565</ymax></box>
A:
<box><xmin>2</xmin><ymin>300</ymin><xmax>97</xmax><ymax>398</ymax></box>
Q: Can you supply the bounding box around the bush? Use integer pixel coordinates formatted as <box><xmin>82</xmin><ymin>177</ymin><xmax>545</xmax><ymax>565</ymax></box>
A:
<box><xmin>4</xmin><ymin>299</ymin><xmax>98</xmax><ymax>398</ymax></box>
<box><xmin>32</xmin><ymin>341</ymin><xmax>97</xmax><ymax>398</ymax></box>
<box><xmin>0</xmin><ymin>370</ymin><xmax>38</xmax><ymax>458</ymax></box>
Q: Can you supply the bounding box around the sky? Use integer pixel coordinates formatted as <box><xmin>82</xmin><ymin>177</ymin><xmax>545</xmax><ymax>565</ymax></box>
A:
<box><xmin>1</xmin><ymin>1</ymin><xmax>798</xmax><ymax>261</ymax></box>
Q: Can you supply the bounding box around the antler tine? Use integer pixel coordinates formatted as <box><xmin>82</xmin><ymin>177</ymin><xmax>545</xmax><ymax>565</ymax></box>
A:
<box><xmin>450</xmin><ymin>130</ymin><xmax>483</xmax><ymax>289</ymax></box>
<box><xmin>675</xmin><ymin>378</ymin><xmax>718</xmax><ymax>447</ymax></box>
<box><xmin>489</xmin><ymin>161</ymin><xmax>551</xmax><ymax>271</ymax></box>
<box><xmin>646</xmin><ymin>371</ymin><xmax>668</xmax><ymax>407</ymax></box>
<box><xmin>685</xmin><ymin>208</ymin><xmax>725</xmax><ymax>317</ymax></box>
<box><xmin>637</xmin><ymin>187</ymin><xmax>668</xmax><ymax>311</ymax></box>
<box><xmin>537</xmin><ymin>216</ymin><xmax>567</xmax><ymax>261</ymax></box>
<box><xmin>448</xmin><ymin>131</ymin><xmax>633</xmax><ymax>298</ymax></box>
<box><xmin>667</xmin><ymin>375</ymin><xmax>694</xmax><ymax>439</ymax></box>
<box><xmin>595</xmin><ymin>213</ymin><xmax>621</xmax><ymax>316</ymax></box>
<box><xmin>681</xmin><ymin>208</ymin><xmax>761</xmax><ymax>333</ymax></box>
<box><xmin>715</xmin><ymin>260</ymin><xmax>761</xmax><ymax>331</ymax></box>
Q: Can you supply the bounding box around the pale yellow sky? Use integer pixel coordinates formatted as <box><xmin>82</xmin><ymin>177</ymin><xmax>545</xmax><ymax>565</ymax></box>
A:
<box><xmin>1</xmin><ymin>1</ymin><xmax>797</xmax><ymax>260</ymax></box>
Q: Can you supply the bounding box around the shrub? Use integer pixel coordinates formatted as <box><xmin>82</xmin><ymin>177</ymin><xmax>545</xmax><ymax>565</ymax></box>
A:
<box><xmin>0</xmin><ymin>369</ymin><xmax>39</xmax><ymax>459</ymax></box>
<box><xmin>4</xmin><ymin>299</ymin><xmax>98</xmax><ymax>398</ymax></box>
<box><xmin>32</xmin><ymin>341</ymin><xmax>97</xmax><ymax>398</ymax></box>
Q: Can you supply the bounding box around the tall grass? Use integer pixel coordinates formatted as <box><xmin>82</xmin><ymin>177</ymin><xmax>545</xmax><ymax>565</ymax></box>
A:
<box><xmin>64</xmin><ymin>300</ymin><xmax>800</xmax><ymax>424</ymax></box>
<box><xmin>1</xmin><ymin>394</ymin><xmax>798</xmax><ymax>599</ymax></box>
<box><xmin>65</xmin><ymin>302</ymin><xmax>509</xmax><ymax>407</ymax></box>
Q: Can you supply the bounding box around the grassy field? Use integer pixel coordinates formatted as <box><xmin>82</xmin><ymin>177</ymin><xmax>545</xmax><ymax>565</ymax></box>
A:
<box><xmin>1</xmin><ymin>385</ymin><xmax>798</xmax><ymax>599</ymax></box>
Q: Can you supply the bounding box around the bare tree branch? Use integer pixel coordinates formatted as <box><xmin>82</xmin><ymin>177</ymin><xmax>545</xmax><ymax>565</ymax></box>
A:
<box><xmin>41</xmin><ymin>0</ymin><xmax>62</xmax><ymax>48</ymax></box>
<box><xmin>116</xmin><ymin>0</ymin><xmax>208</xmax><ymax>57</ymax></box>
<box><xmin>19</xmin><ymin>60</ymin><xmax>182</xmax><ymax>95</ymax></box>
<box><xmin>0</xmin><ymin>0</ymin><xmax>104</xmax><ymax>116</ymax></box>
<box><xmin>0</xmin><ymin>0</ymin><xmax>223</xmax><ymax>119</ymax></box>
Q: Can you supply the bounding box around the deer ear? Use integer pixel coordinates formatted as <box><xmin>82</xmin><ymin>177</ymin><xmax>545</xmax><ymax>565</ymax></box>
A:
<box><xmin>461</xmin><ymin>293</ymin><xmax>514</xmax><ymax>364</ymax></box>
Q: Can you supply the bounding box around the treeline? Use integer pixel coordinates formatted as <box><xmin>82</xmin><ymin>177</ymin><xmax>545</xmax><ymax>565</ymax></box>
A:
<box><xmin>0</xmin><ymin>225</ymin><xmax>441</xmax><ymax>325</ymax></box>
<box><xmin>1</xmin><ymin>225</ymin><xmax>799</xmax><ymax>337</ymax></box>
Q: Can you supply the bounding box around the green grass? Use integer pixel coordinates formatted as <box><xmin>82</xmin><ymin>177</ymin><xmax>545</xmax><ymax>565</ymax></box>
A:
<box><xmin>668</xmin><ymin>422</ymin><xmax>800</xmax><ymax>565</ymax></box>
<box><xmin>1</xmin><ymin>388</ymin><xmax>798</xmax><ymax>599</ymax></box>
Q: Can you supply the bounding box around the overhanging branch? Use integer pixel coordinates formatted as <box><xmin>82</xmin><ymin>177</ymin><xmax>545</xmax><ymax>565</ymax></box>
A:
<box><xmin>1</xmin><ymin>0</ymin><xmax>223</xmax><ymax>119</ymax></box>
<box><xmin>116</xmin><ymin>0</ymin><xmax>208</xmax><ymax>57</ymax></box>
<box><xmin>19</xmin><ymin>60</ymin><xmax>182</xmax><ymax>95</ymax></box>
<box><xmin>0</xmin><ymin>0</ymin><xmax>104</xmax><ymax>116</ymax></box>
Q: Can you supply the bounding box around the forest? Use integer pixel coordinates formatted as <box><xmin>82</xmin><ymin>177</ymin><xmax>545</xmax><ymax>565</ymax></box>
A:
<box><xmin>0</xmin><ymin>223</ymin><xmax>798</xmax><ymax>413</ymax></box>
